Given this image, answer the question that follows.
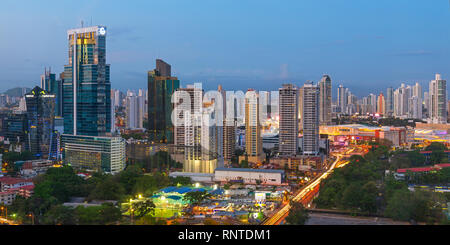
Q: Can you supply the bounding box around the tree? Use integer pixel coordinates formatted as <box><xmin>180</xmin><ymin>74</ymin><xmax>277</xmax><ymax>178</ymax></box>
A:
<box><xmin>74</xmin><ymin>203</ymin><xmax>122</xmax><ymax>225</ymax></box>
<box><xmin>285</xmin><ymin>202</ymin><xmax>309</xmax><ymax>225</ymax></box>
<box><xmin>426</xmin><ymin>142</ymin><xmax>447</xmax><ymax>164</ymax></box>
<box><xmin>88</xmin><ymin>177</ymin><xmax>125</xmax><ymax>201</ymax></box>
<box><xmin>183</xmin><ymin>190</ymin><xmax>211</xmax><ymax>205</ymax></box>
<box><xmin>239</xmin><ymin>160</ymin><xmax>249</xmax><ymax>168</ymax></box>
<box><xmin>117</xmin><ymin>165</ymin><xmax>143</xmax><ymax>194</ymax></box>
<box><xmin>132</xmin><ymin>199</ymin><xmax>156</xmax><ymax>218</ymax></box>
<box><xmin>41</xmin><ymin>205</ymin><xmax>75</xmax><ymax>225</ymax></box>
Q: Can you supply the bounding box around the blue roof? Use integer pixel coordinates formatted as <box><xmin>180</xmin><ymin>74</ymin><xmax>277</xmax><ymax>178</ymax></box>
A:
<box><xmin>151</xmin><ymin>194</ymin><xmax>161</xmax><ymax>198</ymax></box>
<box><xmin>176</xmin><ymin>187</ymin><xmax>192</xmax><ymax>194</ymax></box>
<box><xmin>190</xmin><ymin>188</ymin><xmax>206</xmax><ymax>192</ymax></box>
<box><xmin>160</xmin><ymin>187</ymin><xmax>177</xmax><ymax>193</ymax></box>
<box><xmin>215</xmin><ymin>167</ymin><xmax>284</xmax><ymax>174</ymax></box>
<box><xmin>167</xmin><ymin>195</ymin><xmax>182</xmax><ymax>201</ymax></box>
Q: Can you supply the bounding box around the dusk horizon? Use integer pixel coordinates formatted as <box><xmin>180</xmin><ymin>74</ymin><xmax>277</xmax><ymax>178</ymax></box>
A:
<box><xmin>2</xmin><ymin>0</ymin><xmax>450</xmax><ymax>98</ymax></box>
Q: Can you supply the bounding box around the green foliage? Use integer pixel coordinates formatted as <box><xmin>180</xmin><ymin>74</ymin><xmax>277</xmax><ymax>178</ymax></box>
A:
<box><xmin>170</xmin><ymin>176</ymin><xmax>192</xmax><ymax>186</ymax></box>
<box><xmin>285</xmin><ymin>202</ymin><xmax>309</xmax><ymax>225</ymax></box>
<box><xmin>183</xmin><ymin>190</ymin><xmax>211</xmax><ymax>205</ymax></box>
<box><xmin>2</xmin><ymin>151</ymin><xmax>34</xmax><ymax>163</ymax></box>
<box><xmin>131</xmin><ymin>199</ymin><xmax>156</xmax><ymax>218</ymax></box>
<box><xmin>34</xmin><ymin>166</ymin><xmax>87</xmax><ymax>203</ymax></box>
<box><xmin>88</xmin><ymin>176</ymin><xmax>125</xmax><ymax>201</ymax></box>
<box><xmin>74</xmin><ymin>203</ymin><xmax>122</xmax><ymax>225</ymax></box>
<box><xmin>239</xmin><ymin>160</ymin><xmax>249</xmax><ymax>168</ymax></box>
<box><xmin>41</xmin><ymin>205</ymin><xmax>75</xmax><ymax>225</ymax></box>
<box><xmin>425</xmin><ymin>142</ymin><xmax>447</xmax><ymax>165</ymax></box>
<box><xmin>384</xmin><ymin>190</ymin><xmax>446</xmax><ymax>223</ymax></box>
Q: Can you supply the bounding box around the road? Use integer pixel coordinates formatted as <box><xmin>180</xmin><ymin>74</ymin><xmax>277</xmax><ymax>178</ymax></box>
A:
<box><xmin>262</xmin><ymin>147</ymin><xmax>356</xmax><ymax>225</ymax></box>
<box><xmin>0</xmin><ymin>217</ymin><xmax>18</xmax><ymax>225</ymax></box>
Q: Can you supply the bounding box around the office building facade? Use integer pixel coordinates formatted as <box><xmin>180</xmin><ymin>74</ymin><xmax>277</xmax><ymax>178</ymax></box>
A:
<box><xmin>61</xmin><ymin>134</ymin><xmax>125</xmax><ymax>174</ymax></box>
<box><xmin>25</xmin><ymin>86</ymin><xmax>58</xmax><ymax>160</ymax></box>
<box><xmin>147</xmin><ymin>59</ymin><xmax>180</xmax><ymax>144</ymax></box>
<box><xmin>63</xmin><ymin>25</ymin><xmax>111</xmax><ymax>136</ymax></box>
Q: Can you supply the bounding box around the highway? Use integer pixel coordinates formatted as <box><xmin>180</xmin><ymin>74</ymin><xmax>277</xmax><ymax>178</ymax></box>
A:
<box><xmin>262</xmin><ymin>148</ymin><xmax>356</xmax><ymax>225</ymax></box>
<box><xmin>0</xmin><ymin>217</ymin><xmax>18</xmax><ymax>225</ymax></box>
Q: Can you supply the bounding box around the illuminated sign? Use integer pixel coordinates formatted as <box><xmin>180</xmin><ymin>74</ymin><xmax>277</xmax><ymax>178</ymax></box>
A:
<box><xmin>98</xmin><ymin>27</ymin><xmax>106</xmax><ymax>36</ymax></box>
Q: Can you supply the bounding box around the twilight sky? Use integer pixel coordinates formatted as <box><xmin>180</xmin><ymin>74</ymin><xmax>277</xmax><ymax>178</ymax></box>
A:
<box><xmin>1</xmin><ymin>0</ymin><xmax>450</xmax><ymax>98</ymax></box>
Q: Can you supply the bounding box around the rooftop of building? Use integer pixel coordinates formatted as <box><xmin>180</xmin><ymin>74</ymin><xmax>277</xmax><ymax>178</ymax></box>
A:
<box><xmin>215</xmin><ymin>167</ymin><xmax>285</xmax><ymax>174</ymax></box>
<box><xmin>0</xmin><ymin>176</ymin><xmax>33</xmax><ymax>185</ymax></box>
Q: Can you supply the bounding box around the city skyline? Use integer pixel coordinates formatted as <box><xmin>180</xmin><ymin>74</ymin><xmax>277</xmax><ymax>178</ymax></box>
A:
<box><xmin>1</xmin><ymin>0</ymin><xmax>450</xmax><ymax>97</ymax></box>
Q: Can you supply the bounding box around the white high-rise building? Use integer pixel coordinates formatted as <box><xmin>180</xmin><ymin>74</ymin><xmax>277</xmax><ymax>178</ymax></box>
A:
<box><xmin>428</xmin><ymin>74</ymin><xmax>447</xmax><ymax>124</ymax></box>
<box><xmin>413</xmin><ymin>82</ymin><xmax>422</xmax><ymax>100</ymax></box>
<box><xmin>302</xmin><ymin>83</ymin><xmax>319</xmax><ymax>155</ymax></box>
<box><xmin>337</xmin><ymin>85</ymin><xmax>348</xmax><ymax>114</ymax></box>
<box><xmin>125</xmin><ymin>91</ymin><xmax>144</xmax><ymax>129</ymax></box>
<box><xmin>408</xmin><ymin>96</ymin><xmax>422</xmax><ymax>119</ymax></box>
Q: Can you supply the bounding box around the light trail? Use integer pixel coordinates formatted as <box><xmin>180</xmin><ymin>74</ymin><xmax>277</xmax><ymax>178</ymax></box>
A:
<box><xmin>262</xmin><ymin>152</ymin><xmax>345</xmax><ymax>225</ymax></box>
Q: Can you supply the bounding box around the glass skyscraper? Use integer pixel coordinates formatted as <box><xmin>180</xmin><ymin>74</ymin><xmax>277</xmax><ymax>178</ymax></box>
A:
<box><xmin>41</xmin><ymin>68</ymin><xmax>63</xmax><ymax>117</ymax></box>
<box><xmin>147</xmin><ymin>59</ymin><xmax>180</xmax><ymax>144</ymax></box>
<box><xmin>63</xmin><ymin>25</ymin><xmax>111</xmax><ymax>136</ymax></box>
<box><xmin>25</xmin><ymin>86</ymin><xmax>58</xmax><ymax>160</ymax></box>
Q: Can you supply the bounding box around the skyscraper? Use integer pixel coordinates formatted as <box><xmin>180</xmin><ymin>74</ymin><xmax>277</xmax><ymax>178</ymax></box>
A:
<box><xmin>413</xmin><ymin>82</ymin><xmax>422</xmax><ymax>100</ymax></box>
<box><xmin>428</xmin><ymin>74</ymin><xmax>447</xmax><ymax>124</ymax></box>
<box><xmin>147</xmin><ymin>59</ymin><xmax>180</xmax><ymax>144</ymax></box>
<box><xmin>337</xmin><ymin>85</ymin><xmax>348</xmax><ymax>114</ymax></box>
<box><xmin>63</xmin><ymin>25</ymin><xmax>111</xmax><ymax>136</ymax></box>
<box><xmin>278</xmin><ymin>84</ymin><xmax>298</xmax><ymax>156</ymax></box>
<box><xmin>302</xmin><ymin>83</ymin><xmax>319</xmax><ymax>155</ymax></box>
<box><xmin>318</xmin><ymin>75</ymin><xmax>332</xmax><ymax>125</ymax></box>
<box><xmin>244</xmin><ymin>89</ymin><xmax>263</xmax><ymax>163</ymax></box>
<box><xmin>377</xmin><ymin>93</ymin><xmax>385</xmax><ymax>116</ymax></box>
<box><xmin>25</xmin><ymin>86</ymin><xmax>58</xmax><ymax>159</ymax></box>
<box><xmin>41</xmin><ymin>68</ymin><xmax>63</xmax><ymax>117</ymax></box>
<box><xmin>386</xmin><ymin>87</ymin><xmax>394</xmax><ymax>116</ymax></box>
<box><xmin>125</xmin><ymin>91</ymin><xmax>144</xmax><ymax>129</ymax></box>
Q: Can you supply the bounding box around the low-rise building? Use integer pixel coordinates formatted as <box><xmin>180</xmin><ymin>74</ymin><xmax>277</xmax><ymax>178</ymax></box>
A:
<box><xmin>61</xmin><ymin>134</ymin><xmax>126</xmax><ymax>174</ymax></box>
<box><xmin>0</xmin><ymin>190</ymin><xmax>16</xmax><ymax>205</ymax></box>
<box><xmin>0</xmin><ymin>176</ymin><xmax>33</xmax><ymax>192</ymax></box>
<box><xmin>214</xmin><ymin>168</ymin><xmax>285</xmax><ymax>185</ymax></box>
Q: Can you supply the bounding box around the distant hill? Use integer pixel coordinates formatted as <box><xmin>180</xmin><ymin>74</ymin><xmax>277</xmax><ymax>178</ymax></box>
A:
<box><xmin>3</xmin><ymin>87</ymin><xmax>31</xmax><ymax>97</ymax></box>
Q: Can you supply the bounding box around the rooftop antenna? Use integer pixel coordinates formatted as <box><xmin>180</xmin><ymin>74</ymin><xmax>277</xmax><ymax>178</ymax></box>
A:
<box><xmin>81</xmin><ymin>20</ymin><xmax>84</xmax><ymax>28</ymax></box>
<box><xmin>91</xmin><ymin>17</ymin><xmax>93</xmax><ymax>26</ymax></box>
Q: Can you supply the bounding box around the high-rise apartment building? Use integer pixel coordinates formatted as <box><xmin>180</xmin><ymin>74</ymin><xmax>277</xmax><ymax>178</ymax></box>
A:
<box><xmin>63</xmin><ymin>26</ymin><xmax>111</xmax><ymax>136</ymax></box>
<box><xmin>278</xmin><ymin>84</ymin><xmax>298</xmax><ymax>156</ymax></box>
<box><xmin>377</xmin><ymin>93</ymin><xmax>385</xmax><ymax>116</ymax></box>
<box><xmin>428</xmin><ymin>74</ymin><xmax>447</xmax><ymax>124</ymax></box>
<box><xmin>318</xmin><ymin>75</ymin><xmax>332</xmax><ymax>125</ymax></box>
<box><xmin>302</xmin><ymin>83</ymin><xmax>319</xmax><ymax>155</ymax></box>
<box><xmin>125</xmin><ymin>91</ymin><xmax>144</xmax><ymax>129</ymax></box>
<box><xmin>337</xmin><ymin>85</ymin><xmax>347</xmax><ymax>114</ymax></box>
<box><xmin>386</xmin><ymin>87</ymin><xmax>394</xmax><ymax>116</ymax></box>
<box><xmin>173</xmin><ymin>84</ymin><xmax>203</xmax><ymax>146</ymax></box>
<box><xmin>147</xmin><ymin>59</ymin><xmax>180</xmax><ymax>144</ymax></box>
<box><xmin>244</xmin><ymin>89</ymin><xmax>263</xmax><ymax>163</ymax></box>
